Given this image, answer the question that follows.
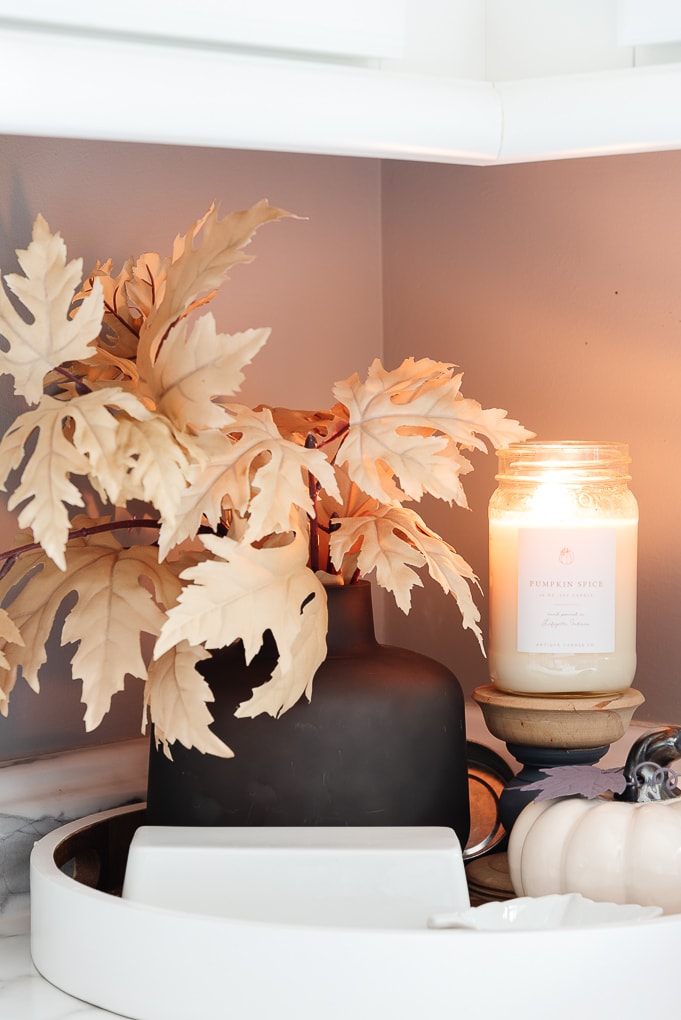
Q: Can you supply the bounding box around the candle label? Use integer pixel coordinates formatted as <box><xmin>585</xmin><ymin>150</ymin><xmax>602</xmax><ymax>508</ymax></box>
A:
<box><xmin>517</xmin><ymin>527</ymin><xmax>616</xmax><ymax>653</ymax></box>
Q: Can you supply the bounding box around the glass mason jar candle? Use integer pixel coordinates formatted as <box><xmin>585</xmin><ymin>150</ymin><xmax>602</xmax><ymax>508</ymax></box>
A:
<box><xmin>488</xmin><ymin>442</ymin><xmax>638</xmax><ymax>695</ymax></box>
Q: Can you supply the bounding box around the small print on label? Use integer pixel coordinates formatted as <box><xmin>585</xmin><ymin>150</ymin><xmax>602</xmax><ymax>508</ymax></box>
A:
<box><xmin>517</xmin><ymin>527</ymin><xmax>616</xmax><ymax>654</ymax></box>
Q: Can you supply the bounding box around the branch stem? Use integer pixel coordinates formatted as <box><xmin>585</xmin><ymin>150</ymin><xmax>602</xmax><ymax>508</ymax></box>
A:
<box><xmin>0</xmin><ymin>518</ymin><xmax>161</xmax><ymax>566</ymax></box>
<box><xmin>305</xmin><ymin>433</ymin><xmax>320</xmax><ymax>572</ymax></box>
<box><xmin>53</xmin><ymin>365</ymin><xmax>92</xmax><ymax>395</ymax></box>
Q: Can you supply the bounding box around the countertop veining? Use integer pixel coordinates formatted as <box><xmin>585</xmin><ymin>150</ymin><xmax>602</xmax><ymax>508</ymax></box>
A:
<box><xmin>1</xmin><ymin>923</ymin><xmax>119</xmax><ymax>1019</ymax></box>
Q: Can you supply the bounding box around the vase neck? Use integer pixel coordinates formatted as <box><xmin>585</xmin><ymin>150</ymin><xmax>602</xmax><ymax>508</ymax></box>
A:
<box><xmin>324</xmin><ymin>582</ymin><xmax>377</xmax><ymax>655</ymax></box>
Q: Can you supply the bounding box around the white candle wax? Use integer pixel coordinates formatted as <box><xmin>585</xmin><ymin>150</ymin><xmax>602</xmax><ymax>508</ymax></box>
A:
<box><xmin>488</xmin><ymin>516</ymin><xmax>637</xmax><ymax>695</ymax></box>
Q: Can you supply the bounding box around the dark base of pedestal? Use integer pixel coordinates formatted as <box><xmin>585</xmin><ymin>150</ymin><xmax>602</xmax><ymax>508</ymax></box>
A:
<box><xmin>498</xmin><ymin>743</ymin><xmax>611</xmax><ymax>831</ymax></box>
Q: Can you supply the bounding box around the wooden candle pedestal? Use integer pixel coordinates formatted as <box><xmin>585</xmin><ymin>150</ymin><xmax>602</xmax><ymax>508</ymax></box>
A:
<box><xmin>472</xmin><ymin>684</ymin><xmax>645</xmax><ymax>831</ymax></box>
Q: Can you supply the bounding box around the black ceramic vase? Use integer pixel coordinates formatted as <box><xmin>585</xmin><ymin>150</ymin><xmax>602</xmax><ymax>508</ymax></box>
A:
<box><xmin>146</xmin><ymin>581</ymin><xmax>470</xmax><ymax>848</ymax></box>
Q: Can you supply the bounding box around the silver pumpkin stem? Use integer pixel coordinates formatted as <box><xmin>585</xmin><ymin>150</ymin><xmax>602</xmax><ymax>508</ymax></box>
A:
<box><xmin>621</xmin><ymin>726</ymin><xmax>681</xmax><ymax>802</ymax></box>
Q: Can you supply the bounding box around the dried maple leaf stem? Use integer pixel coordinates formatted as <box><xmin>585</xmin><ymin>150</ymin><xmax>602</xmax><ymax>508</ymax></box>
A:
<box><xmin>316</xmin><ymin>421</ymin><xmax>349</xmax><ymax>458</ymax></box>
<box><xmin>305</xmin><ymin>433</ymin><xmax>320</xmax><ymax>572</ymax></box>
<box><xmin>0</xmin><ymin>518</ymin><xmax>162</xmax><ymax>574</ymax></box>
<box><xmin>145</xmin><ymin>262</ymin><xmax>156</xmax><ymax>308</ymax></box>
<box><xmin>53</xmin><ymin>365</ymin><xmax>92</xmax><ymax>395</ymax></box>
<box><xmin>152</xmin><ymin>289</ymin><xmax>218</xmax><ymax>365</ymax></box>
<box><xmin>103</xmin><ymin>295</ymin><xmax>139</xmax><ymax>339</ymax></box>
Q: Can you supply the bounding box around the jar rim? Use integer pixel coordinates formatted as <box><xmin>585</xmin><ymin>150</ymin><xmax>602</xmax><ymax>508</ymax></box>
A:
<box><xmin>496</xmin><ymin>441</ymin><xmax>631</xmax><ymax>481</ymax></box>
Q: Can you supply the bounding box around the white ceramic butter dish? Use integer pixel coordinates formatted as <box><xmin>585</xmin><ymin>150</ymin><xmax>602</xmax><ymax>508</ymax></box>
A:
<box><xmin>122</xmin><ymin>823</ymin><xmax>470</xmax><ymax>928</ymax></box>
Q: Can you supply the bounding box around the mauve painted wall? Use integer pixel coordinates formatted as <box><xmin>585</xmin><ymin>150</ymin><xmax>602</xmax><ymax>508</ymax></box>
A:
<box><xmin>380</xmin><ymin>151</ymin><xmax>681</xmax><ymax>727</ymax></box>
<box><xmin>0</xmin><ymin>137</ymin><xmax>383</xmax><ymax>759</ymax></box>
<box><xmin>1</xmin><ymin>137</ymin><xmax>680</xmax><ymax>759</ymax></box>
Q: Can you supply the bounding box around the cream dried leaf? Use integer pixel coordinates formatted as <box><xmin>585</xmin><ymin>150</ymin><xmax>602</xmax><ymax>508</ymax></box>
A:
<box><xmin>0</xmin><ymin>389</ymin><xmax>154</xmax><ymax>568</ymax></box>
<box><xmin>234</xmin><ymin>577</ymin><xmax>327</xmax><ymax>719</ymax></box>
<box><xmin>329</xmin><ymin>509</ymin><xmax>426</xmax><ymax>611</ymax></box>
<box><xmin>157</xmin><ymin>428</ymin><xmax>240</xmax><ymax>560</ymax></box>
<box><xmin>0</xmin><ymin>398</ymin><xmax>92</xmax><ymax>569</ymax></box>
<box><xmin>0</xmin><ymin>549</ymin><xmax>56</xmax><ymax>706</ymax></box>
<box><xmin>155</xmin><ymin>526</ymin><xmax>327</xmax><ymax>720</ymax></box>
<box><xmin>330</xmin><ymin>503</ymin><xmax>483</xmax><ymax>648</ymax></box>
<box><xmin>0</xmin><ymin>215</ymin><xmax>104</xmax><ymax>405</ymax></box>
<box><xmin>78</xmin><ymin>253</ymin><xmax>166</xmax><ymax>343</ymax></box>
<box><xmin>334</xmin><ymin>357</ymin><xmax>533</xmax><ymax>504</ymax></box>
<box><xmin>113</xmin><ymin>414</ymin><xmax>205</xmax><ymax>531</ymax></box>
<box><xmin>219</xmin><ymin>406</ymin><xmax>340</xmax><ymax>542</ymax></box>
<box><xmin>62</xmin><ymin>544</ymin><xmax>169</xmax><ymax>730</ymax></box>
<box><xmin>138</xmin><ymin>201</ymin><xmax>292</xmax><ymax>373</ymax></box>
<box><xmin>152</xmin><ymin>313</ymin><xmax>271</xmax><ymax>430</ymax></box>
<box><xmin>144</xmin><ymin>642</ymin><xmax>233</xmax><ymax>760</ymax></box>
<box><xmin>124</xmin><ymin>253</ymin><xmax>168</xmax><ymax>322</ymax></box>
<box><xmin>0</xmin><ymin>538</ymin><xmax>177</xmax><ymax>729</ymax></box>
<box><xmin>266</xmin><ymin>406</ymin><xmax>342</xmax><ymax>445</ymax></box>
<box><xmin>64</xmin><ymin>346</ymin><xmax>139</xmax><ymax>392</ymax></box>
<box><xmin>0</xmin><ymin>609</ymin><xmax>24</xmax><ymax>701</ymax></box>
<box><xmin>313</xmin><ymin>464</ymin><xmax>381</xmax><ymax>579</ymax></box>
<box><xmin>157</xmin><ymin>408</ymin><xmax>339</xmax><ymax>558</ymax></box>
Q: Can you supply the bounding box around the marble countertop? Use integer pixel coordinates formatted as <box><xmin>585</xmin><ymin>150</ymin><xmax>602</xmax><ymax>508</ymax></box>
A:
<box><xmin>1</xmin><ymin>920</ymin><xmax>120</xmax><ymax>1019</ymax></box>
<box><xmin>0</xmin><ymin>738</ymin><xmax>149</xmax><ymax>1018</ymax></box>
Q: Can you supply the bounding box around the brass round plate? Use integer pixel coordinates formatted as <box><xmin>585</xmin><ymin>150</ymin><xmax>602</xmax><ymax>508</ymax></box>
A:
<box><xmin>465</xmin><ymin>852</ymin><xmax>516</xmax><ymax>903</ymax></box>
<box><xmin>463</xmin><ymin>741</ymin><xmax>513</xmax><ymax>861</ymax></box>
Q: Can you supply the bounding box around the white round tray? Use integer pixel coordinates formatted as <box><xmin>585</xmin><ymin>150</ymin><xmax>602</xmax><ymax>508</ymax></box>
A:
<box><xmin>30</xmin><ymin>805</ymin><xmax>681</xmax><ymax>1020</ymax></box>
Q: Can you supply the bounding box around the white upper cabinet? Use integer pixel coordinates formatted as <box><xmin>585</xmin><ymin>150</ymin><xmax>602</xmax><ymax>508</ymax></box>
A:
<box><xmin>0</xmin><ymin>0</ymin><xmax>408</xmax><ymax>59</ymax></box>
<box><xmin>617</xmin><ymin>0</ymin><xmax>681</xmax><ymax>46</ymax></box>
<box><xmin>0</xmin><ymin>0</ymin><xmax>679</xmax><ymax>164</ymax></box>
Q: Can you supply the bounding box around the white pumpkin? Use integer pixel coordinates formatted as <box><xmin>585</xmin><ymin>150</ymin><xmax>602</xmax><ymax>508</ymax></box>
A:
<box><xmin>508</xmin><ymin>793</ymin><xmax>681</xmax><ymax>913</ymax></box>
<box><xmin>507</xmin><ymin>726</ymin><xmax>681</xmax><ymax>914</ymax></box>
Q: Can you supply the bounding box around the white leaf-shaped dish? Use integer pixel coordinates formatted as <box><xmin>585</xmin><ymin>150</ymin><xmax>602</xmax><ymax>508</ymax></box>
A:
<box><xmin>428</xmin><ymin>893</ymin><xmax>663</xmax><ymax>931</ymax></box>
